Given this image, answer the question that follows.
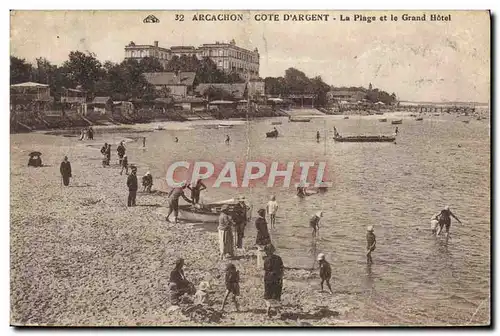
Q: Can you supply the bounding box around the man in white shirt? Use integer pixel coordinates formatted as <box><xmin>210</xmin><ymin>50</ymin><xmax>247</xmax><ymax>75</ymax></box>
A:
<box><xmin>266</xmin><ymin>195</ymin><xmax>279</xmax><ymax>229</ymax></box>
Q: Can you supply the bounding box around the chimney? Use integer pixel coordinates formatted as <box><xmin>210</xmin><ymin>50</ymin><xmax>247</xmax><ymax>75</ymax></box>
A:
<box><xmin>154</xmin><ymin>41</ymin><xmax>159</xmax><ymax>47</ymax></box>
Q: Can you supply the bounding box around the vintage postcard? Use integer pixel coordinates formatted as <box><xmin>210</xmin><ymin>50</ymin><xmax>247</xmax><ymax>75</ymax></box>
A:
<box><xmin>10</xmin><ymin>10</ymin><xmax>490</xmax><ymax>327</ymax></box>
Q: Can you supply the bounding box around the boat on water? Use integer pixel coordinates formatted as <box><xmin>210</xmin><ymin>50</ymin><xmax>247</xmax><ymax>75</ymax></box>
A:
<box><xmin>155</xmin><ymin>125</ymin><xmax>165</xmax><ymax>130</ymax></box>
<box><xmin>266</xmin><ymin>130</ymin><xmax>279</xmax><ymax>138</ymax></box>
<box><xmin>415</xmin><ymin>117</ymin><xmax>424</xmax><ymax>121</ymax></box>
<box><xmin>289</xmin><ymin>117</ymin><xmax>311</xmax><ymax>122</ymax></box>
<box><xmin>433</xmin><ymin>113</ymin><xmax>441</xmax><ymax>116</ymax></box>
<box><xmin>177</xmin><ymin>198</ymin><xmax>252</xmax><ymax>223</ymax></box>
<box><xmin>218</xmin><ymin>124</ymin><xmax>233</xmax><ymax>129</ymax></box>
<box><xmin>271</xmin><ymin>121</ymin><xmax>283</xmax><ymax>125</ymax></box>
<box><xmin>343</xmin><ymin>116</ymin><xmax>349</xmax><ymax>119</ymax></box>
<box><xmin>462</xmin><ymin>120</ymin><xmax>470</xmax><ymax>124</ymax></box>
<box><xmin>379</xmin><ymin>118</ymin><xmax>387</xmax><ymax>122</ymax></box>
<box><xmin>391</xmin><ymin>119</ymin><xmax>403</xmax><ymax>125</ymax></box>
<box><xmin>334</xmin><ymin>135</ymin><xmax>396</xmax><ymax>143</ymax></box>
<box><xmin>375</xmin><ymin>112</ymin><xmax>384</xmax><ymax>115</ymax></box>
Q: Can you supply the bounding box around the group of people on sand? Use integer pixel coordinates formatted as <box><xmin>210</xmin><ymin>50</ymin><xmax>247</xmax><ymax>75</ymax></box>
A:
<box><xmin>168</xmin><ymin>243</ymin><xmax>284</xmax><ymax>316</ymax></box>
<box><xmin>79</xmin><ymin>127</ymin><xmax>94</xmax><ymax>140</ymax></box>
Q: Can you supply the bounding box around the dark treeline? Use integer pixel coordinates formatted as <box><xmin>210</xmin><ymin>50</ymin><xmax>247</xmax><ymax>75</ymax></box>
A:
<box><xmin>10</xmin><ymin>52</ymin><xmax>248</xmax><ymax>101</ymax></box>
<box><xmin>264</xmin><ymin>68</ymin><xmax>397</xmax><ymax>106</ymax></box>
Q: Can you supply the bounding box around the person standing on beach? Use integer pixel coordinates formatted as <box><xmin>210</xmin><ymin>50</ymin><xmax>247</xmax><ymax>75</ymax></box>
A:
<box><xmin>220</xmin><ymin>263</ymin><xmax>240</xmax><ymax>313</ymax></box>
<box><xmin>233</xmin><ymin>197</ymin><xmax>248</xmax><ymax>250</ymax></box>
<box><xmin>175</xmin><ymin>137</ymin><xmax>179</xmax><ymax>143</ymax></box>
<box><xmin>187</xmin><ymin>179</ymin><xmax>207</xmax><ymax>204</ymax></box>
<box><xmin>106</xmin><ymin>144</ymin><xmax>112</xmax><ymax>166</ymax></box>
<box><xmin>126</xmin><ymin>166</ymin><xmax>138</xmax><ymax>206</ymax></box>
<box><xmin>395</xmin><ymin>127</ymin><xmax>399</xmax><ymax>135</ymax></box>
<box><xmin>255</xmin><ymin>209</ymin><xmax>271</xmax><ymax>268</ymax></box>
<box><xmin>120</xmin><ymin>155</ymin><xmax>129</xmax><ymax>175</ymax></box>
<box><xmin>165</xmin><ymin>183</ymin><xmax>193</xmax><ymax>223</ymax></box>
<box><xmin>59</xmin><ymin>156</ymin><xmax>72</xmax><ymax>186</ymax></box>
<box><xmin>88</xmin><ymin>127</ymin><xmax>94</xmax><ymax>140</ymax></box>
<box><xmin>366</xmin><ymin>226</ymin><xmax>376</xmax><ymax>264</ymax></box>
<box><xmin>310</xmin><ymin>211</ymin><xmax>323</xmax><ymax>238</ymax></box>
<box><xmin>117</xmin><ymin>141</ymin><xmax>126</xmax><ymax>166</ymax></box>
<box><xmin>316</xmin><ymin>130</ymin><xmax>321</xmax><ymax>142</ymax></box>
<box><xmin>225</xmin><ymin>135</ymin><xmax>230</xmax><ymax>145</ymax></box>
<box><xmin>266</xmin><ymin>196</ymin><xmax>278</xmax><ymax>229</ymax></box>
<box><xmin>263</xmin><ymin>244</ymin><xmax>284</xmax><ymax>317</ymax></box>
<box><xmin>218</xmin><ymin>204</ymin><xmax>236</xmax><ymax>260</ymax></box>
<box><xmin>317</xmin><ymin>253</ymin><xmax>334</xmax><ymax>294</ymax></box>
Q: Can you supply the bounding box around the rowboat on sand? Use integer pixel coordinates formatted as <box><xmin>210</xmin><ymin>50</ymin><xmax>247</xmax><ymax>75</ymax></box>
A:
<box><xmin>379</xmin><ymin>118</ymin><xmax>387</xmax><ymax>122</ymax></box>
<box><xmin>271</xmin><ymin>121</ymin><xmax>283</xmax><ymax>125</ymax></box>
<box><xmin>391</xmin><ymin>119</ymin><xmax>403</xmax><ymax>125</ymax></box>
<box><xmin>415</xmin><ymin>117</ymin><xmax>424</xmax><ymax>121</ymax></box>
<box><xmin>266</xmin><ymin>130</ymin><xmax>279</xmax><ymax>138</ymax></box>
<box><xmin>176</xmin><ymin>198</ymin><xmax>252</xmax><ymax>223</ymax></box>
<box><xmin>289</xmin><ymin>116</ymin><xmax>311</xmax><ymax>122</ymax></box>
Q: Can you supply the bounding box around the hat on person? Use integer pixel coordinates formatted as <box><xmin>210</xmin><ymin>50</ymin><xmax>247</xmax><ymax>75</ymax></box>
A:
<box><xmin>221</xmin><ymin>204</ymin><xmax>230</xmax><ymax>213</ymax></box>
<box><xmin>367</xmin><ymin>225</ymin><xmax>374</xmax><ymax>232</ymax></box>
<box><xmin>444</xmin><ymin>205</ymin><xmax>450</xmax><ymax>211</ymax></box>
<box><xmin>145</xmin><ymin>171</ymin><xmax>150</xmax><ymax>175</ymax></box>
<box><xmin>317</xmin><ymin>253</ymin><xmax>325</xmax><ymax>261</ymax></box>
<box><xmin>198</xmin><ymin>281</ymin><xmax>210</xmax><ymax>291</ymax></box>
<box><xmin>271</xmin><ymin>195</ymin><xmax>276</xmax><ymax>201</ymax></box>
<box><xmin>316</xmin><ymin>211</ymin><xmax>323</xmax><ymax>217</ymax></box>
<box><xmin>264</xmin><ymin>244</ymin><xmax>275</xmax><ymax>254</ymax></box>
<box><xmin>124</xmin><ymin>155</ymin><xmax>127</xmax><ymax>158</ymax></box>
<box><xmin>257</xmin><ymin>208</ymin><xmax>266</xmax><ymax>217</ymax></box>
<box><xmin>131</xmin><ymin>166</ymin><xmax>137</xmax><ymax>171</ymax></box>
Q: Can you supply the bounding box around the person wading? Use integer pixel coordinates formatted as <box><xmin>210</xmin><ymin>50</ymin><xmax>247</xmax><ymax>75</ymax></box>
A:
<box><xmin>60</xmin><ymin>156</ymin><xmax>72</xmax><ymax>186</ymax></box>
<box><xmin>263</xmin><ymin>244</ymin><xmax>284</xmax><ymax>317</ymax></box>
<box><xmin>266</xmin><ymin>195</ymin><xmax>279</xmax><ymax>229</ymax></box>
<box><xmin>317</xmin><ymin>253</ymin><xmax>334</xmax><ymax>294</ymax></box>
<box><xmin>126</xmin><ymin>166</ymin><xmax>138</xmax><ymax>207</ymax></box>
<box><xmin>435</xmin><ymin>205</ymin><xmax>462</xmax><ymax>238</ymax></box>
<box><xmin>310</xmin><ymin>211</ymin><xmax>323</xmax><ymax>238</ymax></box>
<box><xmin>366</xmin><ymin>226</ymin><xmax>376</xmax><ymax>264</ymax></box>
<box><xmin>165</xmin><ymin>183</ymin><xmax>193</xmax><ymax>223</ymax></box>
<box><xmin>218</xmin><ymin>204</ymin><xmax>236</xmax><ymax>260</ymax></box>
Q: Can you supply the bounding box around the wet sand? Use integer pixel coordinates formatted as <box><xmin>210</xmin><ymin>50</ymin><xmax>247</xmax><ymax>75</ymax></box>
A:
<box><xmin>10</xmin><ymin>131</ymin><xmax>369</xmax><ymax>326</ymax></box>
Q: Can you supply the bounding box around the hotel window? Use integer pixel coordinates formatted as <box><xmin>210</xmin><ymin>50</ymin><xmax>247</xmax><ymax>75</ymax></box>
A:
<box><xmin>223</xmin><ymin>60</ymin><xmax>229</xmax><ymax>69</ymax></box>
<box><xmin>131</xmin><ymin>51</ymin><xmax>136</xmax><ymax>57</ymax></box>
<box><xmin>219</xmin><ymin>49</ymin><xmax>224</xmax><ymax>56</ymax></box>
<box><xmin>218</xmin><ymin>60</ymin><xmax>223</xmax><ymax>67</ymax></box>
<box><xmin>224</xmin><ymin>49</ymin><xmax>228</xmax><ymax>57</ymax></box>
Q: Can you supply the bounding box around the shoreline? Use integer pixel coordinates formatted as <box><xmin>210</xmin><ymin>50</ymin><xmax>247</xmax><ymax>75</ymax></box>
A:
<box><xmin>10</xmin><ymin>131</ymin><xmax>373</xmax><ymax>326</ymax></box>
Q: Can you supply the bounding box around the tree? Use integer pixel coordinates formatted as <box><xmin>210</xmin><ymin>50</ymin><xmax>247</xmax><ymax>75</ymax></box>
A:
<box><xmin>10</xmin><ymin>56</ymin><xmax>34</xmax><ymax>84</ymax></box>
<box><xmin>204</xmin><ymin>86</ymin><xmax>235</xmax><ymax>101</ymax></box>
<box><xmin>62</xmin><ymin>51</ymin><xmax>103</xmax><ymax>94</ymax></box>
<box><xmin>139</xmin><ymin>57</ymin><xmax>164</xmax><ymax>72</ymax></box>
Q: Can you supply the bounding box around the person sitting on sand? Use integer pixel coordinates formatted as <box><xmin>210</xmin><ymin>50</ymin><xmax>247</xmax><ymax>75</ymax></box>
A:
<box><xmin>310</xmin><ymin>211</ymin><xmax>323</xmax><ymax>238</ymax></box>
<box><xmin>317</xmin><ymin>253</ymin><xmax>334</xmax><ymax>294</ymax></box>
<box><xmin>169</xmin><ymin>258</ymin><xmax>196</xmax><ymax>305</ymax></box>
<box><xmin>142</xmin><ymin>172</ymin><xmax>153</xmax><ymax>193</ymax></box>
<box><xmin>220</xmin><ymin>263</ymin><xmax>240</xmax><ymax>312</ymax></box>
<box><xmin>218</xmin><ymin>205</ymin><xmax>236</xmax><ymax>261</ymax></box>
<box><xmin>165</xmin><ymin>183</ymin><xmax>193</xmax><ymax>223</ymax></box>
<box><xmin>194</xmin><ymin>281</ymin><xmax>211</xmax><ymax>306</ymax></box>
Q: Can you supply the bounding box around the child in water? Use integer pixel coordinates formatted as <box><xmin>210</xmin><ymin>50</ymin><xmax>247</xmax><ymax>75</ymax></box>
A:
<box><xmin>317</xmin><ymin>253</ymin><xmax>334</xmax><ymax>294</ymax></box>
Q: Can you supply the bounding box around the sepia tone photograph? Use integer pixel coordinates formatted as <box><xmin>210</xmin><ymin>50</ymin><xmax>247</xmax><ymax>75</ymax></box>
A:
<box><xmin>9</xmin><ymin>10</ymin><xmax>490</xmax><ymax>327</ymax></box>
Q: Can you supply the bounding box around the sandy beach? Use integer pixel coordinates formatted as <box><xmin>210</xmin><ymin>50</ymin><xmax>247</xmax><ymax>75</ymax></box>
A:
<box><xmin>10</xmin><ymin>130</ymin><xmax>372</xmax><ymax>327</ymax></box>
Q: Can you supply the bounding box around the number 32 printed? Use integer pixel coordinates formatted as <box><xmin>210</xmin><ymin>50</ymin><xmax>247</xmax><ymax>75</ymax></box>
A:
<box><xmin>175</xmin><ymin>14</ymin><xmax>185</xmax><ymax>21</ymax></box>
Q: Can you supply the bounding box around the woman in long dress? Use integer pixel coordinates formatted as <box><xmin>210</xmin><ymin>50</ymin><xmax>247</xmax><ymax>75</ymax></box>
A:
<box><xmin>263</xmin><ymin>244</ymin><xmax>284</xmax><ymax>317</ymax></box>
<box><xmin>218</xmin><ymin>204</ymin><xmax>235</xmax><ymax>260</ymax></box>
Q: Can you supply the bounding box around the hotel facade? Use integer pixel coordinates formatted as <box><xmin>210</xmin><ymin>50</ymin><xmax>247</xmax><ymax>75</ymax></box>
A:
<box><xmin>124</xmin><ymin>39</ymin><xmax>260</xmax><ymax>79</ymax></box>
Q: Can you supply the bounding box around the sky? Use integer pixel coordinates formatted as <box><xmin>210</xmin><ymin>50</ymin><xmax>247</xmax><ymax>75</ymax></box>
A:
<box><xmin>10</xmin><ymin>10</ymin><xmax>490</xmax><ymax>103</ymax></box>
